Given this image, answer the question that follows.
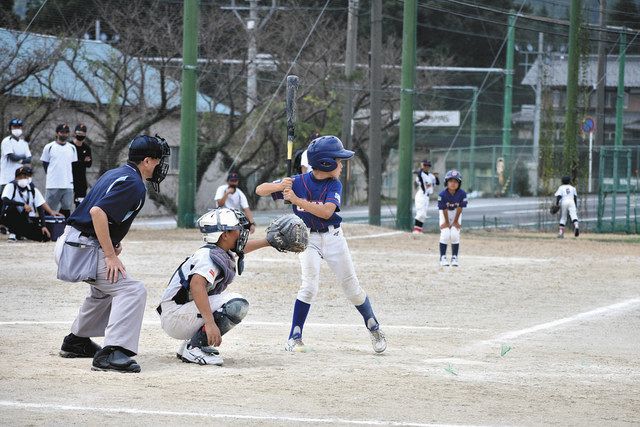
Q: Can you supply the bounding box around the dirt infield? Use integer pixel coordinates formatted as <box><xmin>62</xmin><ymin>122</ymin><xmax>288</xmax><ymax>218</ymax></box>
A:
<box><xmin>0</xmin><ymin>225</ymin><xmax>639</xmax><ymax>426</ymax></box>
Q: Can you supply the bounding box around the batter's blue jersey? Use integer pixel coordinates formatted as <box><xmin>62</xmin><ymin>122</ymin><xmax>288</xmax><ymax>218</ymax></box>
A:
<box><xmin>272</xmin><ymin>172</ymin><xmax>342</xmax><ymax>229</ymax></box>
<box><xmin>67</xmin><ymin>162</ymin><xmax>146</xmax><ymax>245</ymax></box>
<box><xmin>437</xmin><ymin>189</ymin><xmax>468</xmax><ymax>210</ymax></box>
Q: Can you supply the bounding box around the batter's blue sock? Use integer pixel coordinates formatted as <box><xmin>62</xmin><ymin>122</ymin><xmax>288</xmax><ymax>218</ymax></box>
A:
<box><xmin>289</xmin><ymin>299</ymin><xmax>311</xmax><ymax>339</ymax></box>
<box><xmin>356</xmin><ymin>296</ymin><xmax>379</xmax><ymax>331</ymax></box>
<box><xmin>439</xmin><ymin>242</ymin><xmax>447</xmax><ymax>257</ymax></box>
<box><xmin>452</xmin><ymin>243</ymin><xmax>459</xmax><ymax>256</ymax></box>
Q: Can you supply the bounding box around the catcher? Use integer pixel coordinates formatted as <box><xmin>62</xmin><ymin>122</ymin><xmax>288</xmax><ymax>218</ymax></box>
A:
<box><xmin>157</xmin><ymin>207</ymin><xmax>307</xmax><ymax>366</ymax></box>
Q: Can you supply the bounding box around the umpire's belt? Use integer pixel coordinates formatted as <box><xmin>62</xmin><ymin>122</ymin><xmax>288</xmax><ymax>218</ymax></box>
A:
<box><xmin>309</xmin><ymin>225</ymin><xmax>340</xmax><ymax>233</ymax></box>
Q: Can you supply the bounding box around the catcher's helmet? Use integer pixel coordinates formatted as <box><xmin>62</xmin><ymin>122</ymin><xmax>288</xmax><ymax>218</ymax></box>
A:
<box><xmin>197</xmin><ymin>208</ymin><xmax>251</xmax><ymax>253</ymax></box>
<box><xmin>444</xmin><ymin>169</ymin><xmax>462</xmax><ymax>184</ymax></box>
<box><xmin>8</xmin><ymin>118</ymin><xmax>23</xmax><ymax>129</ymax></box>
<box><xmin>306</xmin><ymin>135</ymin><xmax>354</xmax><ymax>172</ymax></box>
<box><xmin>561</xmin><ymin>176</ymin><xmax>571</xmax><ymax>185</ymax></box>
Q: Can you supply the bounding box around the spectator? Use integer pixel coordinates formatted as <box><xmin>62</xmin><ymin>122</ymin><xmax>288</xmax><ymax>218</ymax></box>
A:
<box><xmin>298</xmin><ymin>131</ymin><xmax>320</xmax><ymax>174</ymax></box>
<box><xmin>71</xmin><ymin>123</ymin><xmax>92</xmax><ymax>207</ymax></box>
<box><xmin>214</xmin><ymin>171</ymin><xmax>256</xmax><ymax>234</ymax></box>
<box><xmin>1</xmin><ymin>118</ymin><xmax>32</xmax><ymax>195</ymax></box>
<box><xmin>1</xmin><ymin>166</ymin><xmax>62</xmax><ymax>242</ymax></box>
<box><xmin>41</xmin><ymin>123</ymin><xmax>77</xmax><ymax>218</ymax></box>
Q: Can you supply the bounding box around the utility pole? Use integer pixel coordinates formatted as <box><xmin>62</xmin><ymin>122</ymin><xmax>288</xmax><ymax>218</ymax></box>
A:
<box><xmin>369</xmin><ymin>0</ymin><xmax>382</xmax><ymax>226</ymax></box>
<box><xmin>470</xmin><ymin>87</ymin><xmax>478</xmax><ymax>191</ymax></box>
<box><xmin>177</xmin><ymin>0</ymin><xmax>199</xmax><ymax>228</ymax></box>
<box><xmin>341</xmin><ymin>0</ymin><xmax>359</xmax><ymax>206</ymax></box>
<box><xmin>595</xmin><ymin>0</ymin><xmax>607</xmax><ymax>147</ymax></box>
<box><xmin>532</xmin><ymin>32</ymin><xmax>543</xmax><ymax>196</ymax></box>
<box><xmin>501</xmin><ymin>12</ymin><xmax>515</xmax><ymax>194</ymax></box>
<box><xmin>397</xmin><ymin>0</ymin><xmax>417</xmax><ymax>230</ymax></box>
<box><xmin>563</xmin><ymin>0</ymin><xmax>581</xmax><ymax>179</ymax></box>
<box><xmin>246</xmin><ymin>0</ymin><xmax>258</xmax><ymax>114</ymax></box>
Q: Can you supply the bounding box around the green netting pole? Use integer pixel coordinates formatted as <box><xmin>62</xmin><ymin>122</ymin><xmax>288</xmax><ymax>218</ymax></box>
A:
<box><xmin>177</xmin><ymin>0</ymin><xmax>199</xmax><ymax>228</ymax></box>
<box><xmin>626</xmin><ymin>150</ymin><xmax>631</xmax><ymax>232</ymax></box>
<box><xmin>612</xmin><ymin>30</ymin><xmax>626</xmax><ymax>231</ymax></box>
<box><xmin>597</xmin><ymin>148</ymin><xmax>605</xmax><ymax>231</ymax></box>
<box><xmin>501</xmin><ymin>12</ymin><xmax>516</xmax><ymax>194</ymax></box>
<box><xmin>469</xmin><ymin>87</ymin><xmax>478</xmax><ymax>190</ymax></box>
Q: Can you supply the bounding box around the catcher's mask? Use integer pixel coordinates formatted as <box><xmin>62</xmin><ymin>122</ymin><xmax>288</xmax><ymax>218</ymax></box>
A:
<box><xmin>128</xmin><ymin>134</ymin><xmax>170</xmax><ymax>192</ymax></box>
<box><xmin>197</xmin><ymin>207</ymin><xmax>250</xmax><ymax>252</ymax></box>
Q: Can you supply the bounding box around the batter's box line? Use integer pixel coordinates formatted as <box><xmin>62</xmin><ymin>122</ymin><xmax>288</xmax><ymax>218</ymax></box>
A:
<box><xmin>0</xmin><ymin>400</ymin><xmax>482</xmax><ymax>427</ymax></box>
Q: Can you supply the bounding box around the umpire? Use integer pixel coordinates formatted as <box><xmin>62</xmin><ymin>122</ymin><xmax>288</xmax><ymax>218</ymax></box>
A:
<box><xmin>55</xmin><ymin>135</ymin><xmax>169</xmax><ymax>373</ymax></box>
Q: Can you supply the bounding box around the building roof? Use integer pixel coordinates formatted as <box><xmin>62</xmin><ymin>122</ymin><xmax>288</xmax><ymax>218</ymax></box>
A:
<box><xmin>521</xmin><ymin>54</ymin><xmax>640</xmax><ymax>88</ymax></box>
<box><xmin>0</xmin><ymin>28</ymin><xmax>231</xmax><ymax>114</ymax></box>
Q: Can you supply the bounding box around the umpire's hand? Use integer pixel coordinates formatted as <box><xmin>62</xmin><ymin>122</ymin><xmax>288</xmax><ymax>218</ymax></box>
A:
<box><xmin>105</xmin><ymin>253</ymin><xmax>126</xmax><ymax>283</ymax></box>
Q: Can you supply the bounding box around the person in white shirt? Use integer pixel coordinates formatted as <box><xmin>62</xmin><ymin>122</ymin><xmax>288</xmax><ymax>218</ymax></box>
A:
<box><xmin>1</xmin><ymin>118</ymin><xmax>32</xmax><ymax>194</ymax></box>
<box><xmin>1</xmin><ymin>166</ymin><xmax>62</xmax><ymax>242</ymax></box>
<box><xmin>214</xmin><ymin>172</ymin><xmax>256</xmax><ymax>234</ymax></box>
<box><xmin>413</xmin><ymin>159</ymin><xmax>440</xmax><ymax>234</ymax></box>
<box><xmin>554</xmin><ymin>175</ymin><xmax>580</xmax><ymax>238</ymax></box>
<box><xmin>41</xmin><ymin>123</ymin><xmax>77</xmax><ymax>218</ymax></box>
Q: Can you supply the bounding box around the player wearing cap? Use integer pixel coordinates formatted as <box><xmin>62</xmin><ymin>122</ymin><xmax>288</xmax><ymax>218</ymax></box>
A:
<box><xmin>71</xmin><ymin>124</ymin><xmax>92</xmax><ymax>207</ymax></box>
<box><xmin>54</xmin><ymin>134</ymin><xmax>170</xmax><ymax>373</ymax></box>
<box><xmin>41</xmin><ymin>124</ymin><xmax>77</xmax><ymax>218</ymax></box>
<box><xmin>1</xmin><ymin>118</ymin><xmax>32</xmax><ymax>195</ymax></box>
<box><xmin>437</xmin><ymin>170</ymin><xmax>467</xmax><ymax>267</ymax></box>
<box><xmin>413</xmin><ymin>160</ymin><xmax>439</xmax><ymax>234</ymax></box>
<box><xmin>214</xmin><ymin>171</ymin><xmax>256</xmax><ymax>234</ymax></box>
<box><xmin>554</xmin><ymin>176</ymin><xmax>580</xmax><ymax>238</ymax></box>
<box><xmin>1</xmin><ymin>166</ymin><xmax>61</xmax><ymax>242</ymax></box>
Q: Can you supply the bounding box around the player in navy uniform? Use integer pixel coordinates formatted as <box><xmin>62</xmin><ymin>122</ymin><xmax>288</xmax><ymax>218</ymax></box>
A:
<box><xmin>256</xmin><ymin>135</ymin><xmax>386</xmax><ymax>354</ymax></box>
<box><xmin>54</xmin><ymin>135</ymin><xmax>169</xmax><ymax>373</ymax></box>
<box><xmin>437</xmin><ymin>170</ymin><xmax>467</xmax><ymax>267</ymax></box>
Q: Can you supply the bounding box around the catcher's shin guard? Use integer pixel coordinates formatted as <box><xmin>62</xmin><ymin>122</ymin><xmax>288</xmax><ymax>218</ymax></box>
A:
<box><xmin>189</xmin><ymin>298</ymin><xmax>250</xmax><ymax>348</ymax></box>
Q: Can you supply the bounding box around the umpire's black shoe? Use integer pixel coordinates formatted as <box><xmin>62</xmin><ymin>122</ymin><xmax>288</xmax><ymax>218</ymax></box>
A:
<box><xmin>60</xmin><ymin>333</ymin><xmax>102</xmax><ymax>358</ymax></box>
<box><xmin>92</xmin><ymin>346</ymin><xmax>141</xmax><ymax>373</ymax></box>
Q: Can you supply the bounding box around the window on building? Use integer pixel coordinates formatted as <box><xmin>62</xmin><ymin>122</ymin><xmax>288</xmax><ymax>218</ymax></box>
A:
<box><xmin>552</xmin><ymin>90</ymin><xmax>561</xmax><ymax>108</ymax></box>
<box><xmin>170</xmin><ymin>146</ymin><xmax>180</xmax><ymax>171</ymax></box>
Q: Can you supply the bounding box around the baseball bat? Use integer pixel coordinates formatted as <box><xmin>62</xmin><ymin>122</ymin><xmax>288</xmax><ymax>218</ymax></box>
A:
<box><xmin>284</xmin><ymin>75</ymin><xmax>299</xmax><ymax>204</ymax></box>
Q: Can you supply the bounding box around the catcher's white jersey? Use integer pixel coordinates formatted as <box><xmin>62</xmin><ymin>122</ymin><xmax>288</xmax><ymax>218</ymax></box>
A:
<box><xmin>555</xmin><ymin>184</ymin><xmax>577</xmax><ymax>204</ymax></box>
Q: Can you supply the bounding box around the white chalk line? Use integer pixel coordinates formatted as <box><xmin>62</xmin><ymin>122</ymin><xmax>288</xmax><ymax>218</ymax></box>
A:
<box><xmin>0</xmin><ymin>319</ymin><xmax>485</xmax><ymax>332</ymax></box>
<box><xmin>0</xmin><ymin>400</ymin><xmax>474</xmax><ymax>427</ymax></box>
<box><xmin>475</xmin><ymin>297</ymin><xmax>640</xmax><ymax>348</ymax></box>
<box><xmin>125</xmin><ymin>231</ymin><xmax>404</xmax><ymax>246</ymax></box>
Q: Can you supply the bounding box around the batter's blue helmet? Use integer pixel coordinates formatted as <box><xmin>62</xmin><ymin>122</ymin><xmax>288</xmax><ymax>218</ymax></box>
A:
<box><xmin>444</xmin><ymin>169</ymin><xmax>462</xmax><ymax>184</ymax></box>
<box><xmin>8</xmin><ymin>118</ymin><xmax>23</xmax><ymax>129</ymax></box>
<box><xmin>306</xmin><ymin>135</ymin><xmax>354</xmax><ymax>172</ymax></box>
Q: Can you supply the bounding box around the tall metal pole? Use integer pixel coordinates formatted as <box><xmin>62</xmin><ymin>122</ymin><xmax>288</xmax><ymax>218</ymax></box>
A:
<box><xmin>246</xmin><ymin>0</ymin><xmax>258</xmax><ymax>113</ymax></box>
<box><xmin>368</xmin><ymin>0</ymin><xmax>382</xmax><ymax>226</ymax></box>
<box><xmin>177</xmin><ymin>0</ymin><xmax>199</xmax><ymax>228</ymax></box>
<box><xmin>501</xmin><ymin>12</ymin><xmax>515</xmax><ymax>193</ymax></box>
<box><xmin>595</xmin><ymin>0</ymin><xmax>607</xmax><ymax>147</ymax></box>
<box><xmin>563</xmin><ymin>0</ymin><xmax>581</xmax><ymax>179</ymax></box>
<box><xmin>341</xmin><ymin>0</ymin><xmax>359</xmax><ymax>206</ymax></box>
<box><xmin>396</xmin><ymin>0</ymin><xmax>417</xmax><ymax>230</ymax></box>
<box><xmin>469</xmin><ymin>87</ymin><xmax>478</xmax><ymax>191</ymax></box>
<box><xmin>612</xmin><ymin>28</ymin><xmax>626</xmax><ymax>227</ymax></box>
<box><xmin>532</xmin><ymin>32</ymin><xmax>543</xmax><ymax>196</ymax></box>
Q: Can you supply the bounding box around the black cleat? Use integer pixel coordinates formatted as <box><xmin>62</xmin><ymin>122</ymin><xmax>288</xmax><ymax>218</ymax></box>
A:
<box><xmin>575</xmin><ymin>228</ymin><xmax>580</xmax><ymax>237</ymax></box>
<box><xmin>60</xmin><ymin>333</ymin><xmax>102</xmax><ymax>358</ymax></box>
<box><xmin>92</xmin><ymin>346</ymin><xmax>141</xmax><ymax>373</ymax></box>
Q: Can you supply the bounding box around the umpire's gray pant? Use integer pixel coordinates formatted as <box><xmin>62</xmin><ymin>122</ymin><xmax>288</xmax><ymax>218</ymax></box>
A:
<box><xmin>59</xmin><ymin>228</ymin><xmax>147</xmax><ymax>354</ymax></box>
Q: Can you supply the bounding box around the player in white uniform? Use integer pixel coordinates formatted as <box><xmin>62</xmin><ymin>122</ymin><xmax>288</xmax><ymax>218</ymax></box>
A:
<box><xmin>554</xmin><ymin>176</ymin><xmax>579</xmax><ymax>238</ymax></box>
<box><xmin>214</xmin><ymin>171</ymin><xmax>256</xmax><ymax>234</ymax></box>
<box><xmin>413</xmin><ymin>160</ymin><xmax>439</xmax><ymax>234</ymax></box>
<box><xmin>158</xmin><ymin>208</ymin><xmax>282</xmax><ymax>366</ymax></box>
<box><xmin>1</xmin><ymin>118</ymin><xmax>32</xmax><ymax>193</ymax></box>
<box><xmin>256</xmin><ymin>135</ymin><xmax>386</xmax><ymax>354</ymax></box>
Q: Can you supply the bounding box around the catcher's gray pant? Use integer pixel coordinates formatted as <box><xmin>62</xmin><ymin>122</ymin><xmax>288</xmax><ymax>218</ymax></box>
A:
<box><xmin>160</xmin><ymin>292</ymin><xmax>244</xmax><ymax>340</ymax></box>
<box><xmin>56</xmin><ymin>227</ymin><xmax>146</xmax><ymax>354</ymax></box>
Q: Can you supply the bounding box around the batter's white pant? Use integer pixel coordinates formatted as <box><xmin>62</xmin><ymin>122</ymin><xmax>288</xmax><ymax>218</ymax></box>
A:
<box><xmin>439</xmin><ymin>210</ymin><xmax>462</xmax><ymax>244</ymax></box>
<box><xmin>297</xmin><ymin>226</ymin><xmax>366</xmax><ymax>306</ymax></box>
<box><xmin>159</xmin><ymin>292</ymin><xmax>244</xmax><ymax>340</ymax></box>
<box><xmin>559</xmin><ymin>200</ymin><xmax>579</xmax><ymax>226</ymax></box>
<box><xmin>55</xmin><ymin>226</ymin><xmax>147</xmax><ymax>354</ymax></box>
<box><xmin>414</xmin><ymin>190</ymin><xmax>432</xmax><ymax>222</ymax></box>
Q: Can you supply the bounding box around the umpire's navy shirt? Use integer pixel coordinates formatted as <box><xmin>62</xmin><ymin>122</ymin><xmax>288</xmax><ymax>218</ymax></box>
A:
<box><xmin>67</xmin><ymin>162</ymin><xmax>146</xmax><ymax>245</ymax></box>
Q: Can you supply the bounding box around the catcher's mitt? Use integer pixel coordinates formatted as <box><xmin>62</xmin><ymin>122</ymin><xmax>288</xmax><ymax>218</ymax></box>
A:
<box><xmin>266</xmin><ymin>214</ymin><xmax>308</xmax><ymax>253</ymax></box>
<box><xmin>549</xmin><ymin>205</ymin><xmax>560</xmax><ymax>215</ymax></box>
